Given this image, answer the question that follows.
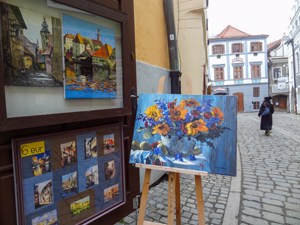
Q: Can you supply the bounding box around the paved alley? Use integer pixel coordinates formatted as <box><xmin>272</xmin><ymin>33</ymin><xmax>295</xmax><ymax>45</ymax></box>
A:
<box><xmin>116</xmin><ymin>112</ymin><xmax>300</xmax><ymax>225</ymax></box>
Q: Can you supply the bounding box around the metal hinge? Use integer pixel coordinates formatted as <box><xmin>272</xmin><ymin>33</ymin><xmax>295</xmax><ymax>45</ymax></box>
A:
<box><xmin>133</xmin><ymin>195</ymin><xmax>140</xmax><ymax>210</ymax></box>
<box><xmin>131</xmin><ymin>87</ymin><xmax>138</xmax><ymax>115</ymax></box>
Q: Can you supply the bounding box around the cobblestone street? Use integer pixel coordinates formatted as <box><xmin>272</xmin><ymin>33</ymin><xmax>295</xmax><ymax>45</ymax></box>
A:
<box><xmin>116</xmin><ymin>112</ymin><xmax>300</xmax><ymax>225</ymax></box>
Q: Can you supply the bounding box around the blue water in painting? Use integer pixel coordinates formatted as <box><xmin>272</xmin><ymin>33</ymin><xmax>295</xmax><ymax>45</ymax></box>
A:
<box><xmin>65</xmin><ymin>85</ymin><xmax>117</xmax><ymax>99</ymax></box>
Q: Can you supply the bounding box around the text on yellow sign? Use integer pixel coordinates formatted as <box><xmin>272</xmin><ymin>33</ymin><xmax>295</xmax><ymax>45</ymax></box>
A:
<box><xmin>20</xmin><ymin>141</ymin><xmax>45</xmax><ymax>157</ymax></box>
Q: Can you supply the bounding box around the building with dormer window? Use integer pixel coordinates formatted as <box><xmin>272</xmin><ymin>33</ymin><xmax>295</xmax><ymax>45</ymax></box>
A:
<box><xmin>267</xmin><ymin>39</ymin><xmax>289</xmax><ymax>112</ymax></box>
<box><xmin>208</xmin><ymin>25</ymin><xmax>269</xmax><ymax>112</ymax></box>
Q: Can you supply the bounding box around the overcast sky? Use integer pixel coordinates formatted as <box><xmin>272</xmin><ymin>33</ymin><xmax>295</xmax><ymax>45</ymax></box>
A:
<box><xmin>207</xmin><ymin>0</ymin><xmax>295</xmax><ymax>43</ymax></box>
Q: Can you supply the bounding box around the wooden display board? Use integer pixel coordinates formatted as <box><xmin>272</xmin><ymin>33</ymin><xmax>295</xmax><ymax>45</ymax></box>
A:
<box><xmin>135</xmin><ymin>164</ymin><xmax>207</xmax><ymax>225</ymax></box>
<box><xmin>12</xmin><ymin>123</ymin><xmax>125</xmax><ymax>225</ymax></box>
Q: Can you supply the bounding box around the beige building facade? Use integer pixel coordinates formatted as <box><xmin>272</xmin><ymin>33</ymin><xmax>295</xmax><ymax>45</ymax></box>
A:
<box><xmin>134</xmin><ymin>0</ymin><xmax>208</xmax><ymax>95</ymax></box>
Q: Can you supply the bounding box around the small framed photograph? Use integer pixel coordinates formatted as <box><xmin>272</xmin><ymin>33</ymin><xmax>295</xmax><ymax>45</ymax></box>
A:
<box><xmin>85</xmin><ymin>165</ymin><xmax>99</xmax><ymax>188</ymax></box>
<box><xmin>32</xmin><ymin>209</ymin><xmax>58</xmax><ymax>225</ymax></box>
<box><xmin>32</xmin><ymin>151</ymin><xmax>51</xmax><ymax>176</ymax></box>
<box><xmin>70</xmin><ymin>196</ymin><xmax>91</xmax><ymax>216</ymax></box>
<box><xmin>60</xmin><ymin>141</ymin><xmax>77</xmax><ymax>167</ymax></box>
<box><xmin>84</xmin><ymin>136</ymin><xmax>97</xmax><ymax>159</ymax></box>
<box><xmin>62</xmin><ymin>171</ymin><xmax>78</xmax><ymax>196</ymax></box>
<box><xmin>104</xmin><ymin>183</ymin><xmax>119</xmax><ymax>202</ymax></box>
<box><xmin>103</xmin><ymin>133</ymin><xmax>116</xmax><ymax>154</ymax></box>
<box><xmin>104</xmin><ymin>160</ymin><xmax>116</xmax><ymax>180</ymax></box>
<box><xmin>34</xmin><ymin>179</ymin><xmax>54</xmax><ymax>209</ymax></box>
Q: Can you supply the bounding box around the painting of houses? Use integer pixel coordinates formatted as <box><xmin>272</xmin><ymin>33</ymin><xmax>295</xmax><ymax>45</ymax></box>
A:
<box><xmin>0</xmin><ymin>3</ymin><xmax>63</xmax><ymax>87</ymax></box>
<box><xmin>62</xmin><ymin>15</ymin><xmax>117</xmax><ymax>99</ymax></box>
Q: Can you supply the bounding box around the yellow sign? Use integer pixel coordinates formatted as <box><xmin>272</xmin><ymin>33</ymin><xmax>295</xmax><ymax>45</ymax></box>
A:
<box><xmin>20</xmin><ymin>141</ymin><xmax>45</xmax><ymax>157</ymax></box>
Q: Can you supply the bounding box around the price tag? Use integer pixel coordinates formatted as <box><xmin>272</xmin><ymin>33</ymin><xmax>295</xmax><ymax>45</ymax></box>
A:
<box><xmin>20</xmin><ymin>141</ymin><xmax>45</xmax><ymax>157</ymax></box>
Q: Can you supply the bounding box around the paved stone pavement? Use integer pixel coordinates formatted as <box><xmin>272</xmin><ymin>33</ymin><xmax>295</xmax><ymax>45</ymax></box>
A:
<box><xmin>115</xmin><ymin>112</ymin><xmax>300</xmax><ymax>225</ymax></box>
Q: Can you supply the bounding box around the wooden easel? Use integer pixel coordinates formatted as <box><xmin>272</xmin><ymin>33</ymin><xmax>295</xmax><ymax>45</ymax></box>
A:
<box><xmin>135</xmin><ymin>164</ymin><xmax>208</xmax><ymax>225</ymax></box>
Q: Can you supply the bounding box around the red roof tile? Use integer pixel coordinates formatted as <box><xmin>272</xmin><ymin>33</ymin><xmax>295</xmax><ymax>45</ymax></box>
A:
<box><xmin>217</xmin><ymin>25</ymin><xmax>250</xmax><ymax>38</ymax></box>
<box><xmin>267</xmin><ymin>38</ymin><xmax>282</xmax><ymax>51</ymax></box>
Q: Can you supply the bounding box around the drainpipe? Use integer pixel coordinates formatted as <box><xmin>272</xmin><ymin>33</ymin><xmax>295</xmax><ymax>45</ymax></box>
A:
<box><xmin>163</xmin><ymin>0</ymin><xmax>181</xmax><ymax>94</ymax></box>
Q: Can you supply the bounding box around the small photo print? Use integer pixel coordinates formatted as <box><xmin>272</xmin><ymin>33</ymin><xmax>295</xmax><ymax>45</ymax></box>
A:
<box><xmin>103</xmin><ymin>133</ymin><xmax>115</xmax><ymax>154</ymax></box>
<box><xmin>84</xmin><ymin>136</ymin><xmax>97</xmax><ymax>159</ymax></box>
<box><xmin>62</xmin><ymin>171</ymin><xmax>78</xmax><ymax>196</ymax></box>
<box><xmin>70</xmin><ymin>196</ymin><xmax>90</xmax><ymax>216</ymax></box>
<box><xmin>34</xmin><ymin>179</ymin><xmax>53</xmax><ymax>209</ymax></box>
<box><xmin>85</xmin><ymin>165</ymin><xmax>99</xmax><ymax>188</ymax></box>
<box><xmin>104</xmin><ymin>160</ymin><xmax>116</xmax><ymax>180</ymax></box>
<box><xmin>32</xmin><ymin>151</ymin><xmax>51</xmax><ymax>176</ymax></box>
<box><xmin>104</xmin><ymin>183</ymin><xmax>119</xmax><ymax>202</ymax></box>
<box><xmin>32</xmin><ymin>209</ymin><xmax>58</xmax><ymax>225</ymax></box>
<box><xmin>60</xmin><ymin>141</ymin><xmax>77</xmax><ymax>167</ymax></box>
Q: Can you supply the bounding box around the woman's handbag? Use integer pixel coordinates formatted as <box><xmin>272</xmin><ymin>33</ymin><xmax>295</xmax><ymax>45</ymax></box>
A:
<box><xmin>262</xmin><ymin>104</ymin><xmax>271</xmax><ymax>116</ymax></box>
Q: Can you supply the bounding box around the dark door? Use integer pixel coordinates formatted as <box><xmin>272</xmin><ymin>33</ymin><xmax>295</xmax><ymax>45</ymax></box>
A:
<box><xmin>233</xmin><ymin>92</ymin><xmax>244</xmax><ymax>112</ymax></box>
<box><xmin>273</xmin><ymin>95</ymin><xmax>288</xmax><ymax>111</ymax></box>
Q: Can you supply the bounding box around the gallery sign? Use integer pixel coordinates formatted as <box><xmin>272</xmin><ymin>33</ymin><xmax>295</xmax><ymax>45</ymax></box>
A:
<box><xmin>129</xmin><ymin>93</ymin><xmax>237</xmax><ymax>176</ymax></box>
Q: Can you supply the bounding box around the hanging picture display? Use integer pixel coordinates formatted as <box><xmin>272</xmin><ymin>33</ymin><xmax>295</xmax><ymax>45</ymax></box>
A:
<box><xmin>62</xmin><ymin>14</ymin><xmax>117</xmax><ymax>99</ymax></box>
<box><xmin>1</xmin><ymin>0</ymin><xmax>124</xmax><ymax>119</ymax></box>
<box><xmin>129</xmin><ymin>93</ymin><xmax>237</xmax><ymax>176</ymax></box>
<box><xmin>0</xmin><ymin>2</ymin><xmax>63</xmax><ymax>87</ymax></box>
<box><xmin>13</xmin><ymin>123</ymin><xmax>125</xmax><ymax>225</ymax></box>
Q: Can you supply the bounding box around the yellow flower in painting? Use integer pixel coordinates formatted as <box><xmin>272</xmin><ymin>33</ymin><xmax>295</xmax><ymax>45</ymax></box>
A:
<box><xmin>169</xmin><ymin>106</ymin><xmax>188</xmax><ymax>121</ymax></box>
<box><xmin>152</xmin><ymin>123</ymin><xmax>170</xmax><ymax>136</ymax></box>
<box><xmin>145</xmin><ymin>105</ymin><xmax>162</xmax><ymax>121</ymax></box>
<box><xmin>212</xmin><ymin>107</ymin><xmax>224</xmax><ymax>122</ymax></box>
<box><xmin>185</xmin><ymin>119</ymin><xmax>208</xmax><ymax>136</ymax></box>
<box><xmin>180</xmin><ymin>99</ymin><xmax>200</xmax><ymax>108</ymax></box>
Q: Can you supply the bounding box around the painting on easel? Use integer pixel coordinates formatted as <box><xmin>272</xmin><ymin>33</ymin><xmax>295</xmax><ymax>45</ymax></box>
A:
<box><xmin>129</xmin><ymin>93</ymin><xmax>237</xmax><ymax>176</ymax></box>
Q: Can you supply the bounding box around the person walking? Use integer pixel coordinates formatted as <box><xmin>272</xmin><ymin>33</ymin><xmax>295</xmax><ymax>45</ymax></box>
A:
<box><xmin>258</xmin><ymin>96</ymin><xmax>274</xmax><ymax>136</ymax></box>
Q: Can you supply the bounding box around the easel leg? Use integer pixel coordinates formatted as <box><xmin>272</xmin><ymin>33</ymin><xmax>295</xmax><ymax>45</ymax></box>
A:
<box><xmin>175</xmin><ymin>173</ymin><xmax>181</xmax><ymax>225</ymax></box>
<box><xmin>137</xmin><ymin>169</ymin><xmax>152</xmax><ymax>225</ymax></box>
<box><xmin>167</xmin><ymin>172</ymin><xmax>176</xmax><ymax>225</ymax></box>
<box><xmin>195</xmin><ymin>175</ymin><xmax>205</xmax><ymax>225</ymax></box>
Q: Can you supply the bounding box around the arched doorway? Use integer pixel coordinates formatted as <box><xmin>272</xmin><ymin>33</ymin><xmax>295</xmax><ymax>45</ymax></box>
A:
<box><xmin>233</xmin><ymin>92</ymin><xmax>244</xmax><ymax>112</ymax></box>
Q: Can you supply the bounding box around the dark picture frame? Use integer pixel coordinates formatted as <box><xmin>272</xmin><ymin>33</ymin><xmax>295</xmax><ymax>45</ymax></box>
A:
<box><xmin>0</xmin><ymin>0</ymin><xmax>134</xmax><ymax>131</ymax></box>
<box><xmin>12</xmin><ymin>123</ymin><xmax>125</xmax><ymax>225</ymax></box>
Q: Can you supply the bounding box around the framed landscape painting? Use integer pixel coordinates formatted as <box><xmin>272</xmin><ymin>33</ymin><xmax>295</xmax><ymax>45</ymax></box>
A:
<box><xmin>0</xmin><ymin>2</ymin><xmax>63</xmax><ymax>87</ymax></box>
<box><xmin>129</xmin><ymin>93</ymin><xmax>237</xmax><ymax>176</ymax></box>
<box><xmin>62</xmin><ymin>14</ymin><xmax>117</xmax><ymax>99</ymax></box>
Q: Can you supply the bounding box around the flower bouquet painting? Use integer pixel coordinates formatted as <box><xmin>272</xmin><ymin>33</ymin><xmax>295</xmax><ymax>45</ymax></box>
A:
<box><xmin>129</xmin><ymin>93</ymin><xmax>237</xmax><ymax>176</ymax></box>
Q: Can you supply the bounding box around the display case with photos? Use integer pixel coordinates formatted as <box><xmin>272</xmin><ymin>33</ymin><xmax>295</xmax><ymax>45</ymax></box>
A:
<box><xmin>12</xmin><ymin>123</ymin><xmax>125</xmax><ymax>225</ymax></box>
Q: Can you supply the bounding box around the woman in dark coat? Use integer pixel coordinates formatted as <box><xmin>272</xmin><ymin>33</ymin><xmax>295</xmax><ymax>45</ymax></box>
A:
<box><xmin>258</xmin><ymin>97</ymin><xmax>274</xmax><ymax>136</ymax></box>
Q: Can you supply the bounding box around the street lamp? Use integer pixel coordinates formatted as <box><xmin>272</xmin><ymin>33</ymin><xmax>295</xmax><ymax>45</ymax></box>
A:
<box><xmin>285</xmin><ymin>37</ymin><xmax>297</xmax><ymax>114</ymax></box>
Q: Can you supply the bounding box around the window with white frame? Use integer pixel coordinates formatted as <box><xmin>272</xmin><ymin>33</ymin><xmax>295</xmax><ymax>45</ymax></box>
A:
<box><xmin>214</xmin><ymin>67</ymin><xmax>224</xmax><ymax>81</ymax></box>
<box><xmin>233</xmin><ymin>66</ymin><xmax>243</xmax><ymax>79</ymax></box>
<box><xmin>250</xmin><ymin>42</ymin><xmax>262</xmax><ymax>52</ymax></box>
<box><xmin>253</xmin><ymin>101</ymin><xmax>260</xmax><ymax>110</ymax></box>
<box><xmin>212</xmin><ymin>45</ymin><xmax>225</xmax><ymax>55</ymax></box>
<box><xmin>232</xmin><ymin>43</ymin><xmax>243</xmax><ymax>53</ymax></box>
<box><xmin>253</xmin><ymin>87</ymin><xmax>260</xmax><ymax>97</ymax></box>
<box><xmin>273</xmin><ymin>67</ymin><xmax>281</xmax><ymax>79</ymax></box>
<box><xmin>251</xmin><ymin>65</ymin><xmax>261</xmax><ymax>78</ymax></box>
